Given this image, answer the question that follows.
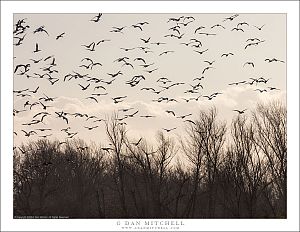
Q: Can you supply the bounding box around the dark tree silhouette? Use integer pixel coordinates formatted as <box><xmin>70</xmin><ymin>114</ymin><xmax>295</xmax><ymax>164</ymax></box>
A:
<box><xmin>13</xmin><ymin>101</ymin><xmax>287</xmax><ymax>218</ymax></box>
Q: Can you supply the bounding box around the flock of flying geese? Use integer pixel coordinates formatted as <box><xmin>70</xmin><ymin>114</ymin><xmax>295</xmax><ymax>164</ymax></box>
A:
<box><xmin>13</xmin><ymin>13</ymin><xmax>284</xmax><ymax>152</ymax></box>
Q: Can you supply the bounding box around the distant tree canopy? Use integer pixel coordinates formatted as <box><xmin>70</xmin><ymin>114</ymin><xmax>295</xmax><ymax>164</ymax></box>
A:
<box><xmin>13</xmin><ymin>101</ymin><xmax>286</xmax><ymax>218</ymax></box>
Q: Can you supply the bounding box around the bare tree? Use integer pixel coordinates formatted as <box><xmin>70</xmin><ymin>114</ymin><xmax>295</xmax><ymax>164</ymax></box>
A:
<box><xmin>181</xmin><ymin>107</ymin><xmax>226</xmax><ymax>217</ymax></box>
<box><xmin>252</xmin><ymin>101</ymin><xmax>287</xmax><ymax>217</ymax></box>
<box><xmin>13</xmin><ymin>101</ymin><xmax>286</xmax><ymax>218</ymax></box>
<box><xmin>105</xmin><ymin>113</ymin><xmax>128</xmax><ymax>217</ymax></box>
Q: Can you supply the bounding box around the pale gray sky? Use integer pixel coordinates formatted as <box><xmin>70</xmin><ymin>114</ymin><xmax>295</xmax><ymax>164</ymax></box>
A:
<box><xmin>13</xmin><ymin>13</ymin><xmax>286</xmax><ymax>146</ymax></box>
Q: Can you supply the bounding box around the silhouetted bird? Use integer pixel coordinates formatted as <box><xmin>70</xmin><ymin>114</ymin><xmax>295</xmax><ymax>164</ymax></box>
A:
<box><xmin>166</xmin><ymin>110</ymin><xmax>176</xmax><ymax>116</ymax></box>
<box><xmin>211</xmin><ymin>24</ymin><xmax>225</xmax><ymax>29</ymax></box>
<box><xmin>33</xmin><ymin>43</ymin><xmax>41</xmax><ymax>53</ymax></box>
<box><xmin>265</xmin><ymin>58</ymin><xmax>285</xmax><ymax>63</ymax></box>
<box><xmin>243</xmin><ymin>62</ymin><xmax>254</xmax><ymax>67</ymax></box>
<box><xmin>163</xmin><ymin>127</ymin><xmax>176</xmax><ymax>132</ymax></box>
<box><xmin>56</xmin><ymin>32</ymin><xmax>65</xmax><ymax>40</ymax></box>
<box><xmin>254</xmin><ymin>24</ymin><xmax>265</xmax><ymax>30</ymax></box>
<box><xmin>132</xmin><ymin>138</ymin><xmax>142</xmax><ymax>146</ymax></box>
<box><xmin>78</xmin><ymin>83</ymin><xmax>90</xmax><ymax>90</ymax></box>
<box><xmin>33</xmin><ymin>26</ymin><xmax>49</xmax><ymax>35</ymax></box>
<box><xmin>91</xmin><ymin>13</ymin><xmax>103</xmax><ymax>22</ymax></box>
<box><xmin>231</xmin><ymin>27</ymin><xmax>244</xmax><ymax>32</ymax></box>
<box><xmin>233</xmin><ymin>109</ymin><xmax>247</xmax><ymax>114</ymax></box>
<box><xmin>221</xmin><ymin>52</ymin><xmax>234</xmax><ymax>57</ymax></box>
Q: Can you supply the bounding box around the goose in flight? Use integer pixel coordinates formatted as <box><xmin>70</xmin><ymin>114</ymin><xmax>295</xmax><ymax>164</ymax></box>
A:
<box><xmin>184</xmin><ymin>119</ymin><xmax>196</xmax><ymax>125</ymax></box>
<box><xmin>14</xmin><ymin>34</ymin><xmax>26</xmax><ymax>46</ymax></box>
<box><xmin>237</xmin><ymin>22</ymin><xmax>249</xmax><ymax>27</ymax></box>
<box><xmin>19</xmin><ymin>147</ymin><xmax>29</xmax><ymax>154</ymax></box>
<box><xmin>80</xmin><ymin>58</ymin><xmax>102</xmax><ymax>69</ymax></box>
<box><xmin>211</xmin><ymin>24</ymin><xmax>225</xmax><ymax>29</ymax></box>
<box><xmin>194</xmin><ymin>26</ymin><xmax>205</xmax><ymax>34</ymax></box>
<box><xmin>221</xmin><ymin>52</ymin><xmax>234</xmax><ymax>57</ymax></box>
<box><xmin>13</xmin><ymin>88</ymin><xmax>29</xmax><ymax>94</ymax></box>
<box><xmin>194</xmin><ymin>49</ymin><xmax>208</xmax><ymax>55</ymax></box>
<box><xmin>94</xmin><ymin>85</ymin><xmax>106</xmax><ymax>91</ymax></box>
<box><xmin>111</xmin><ymin>26</ymin><xmax>126</xmax><ymax>33</ymax></box>
<box><xmin>191</xmin><ymin>43</ymin><xmax>202</xmax><ymax>48</ymax></box>
<box><xmin>245</xmin><ymin>40</ymin><xmax>265</xmax><ymax>49</ymax></box>
<box><xmin>141</xmin><ymin>87</ymin><xmax>156</xmax><ymax>91</ymax></box>
<box><xmin>178</xmin><ymin>21</ymin><xmax>193</xmax><ymax>27</ymax></box>
<box><xmin>122</xmin><ymin>61</ymin><xmax>134</xmax><ymax>69</ymax></box>
<box><xmin>56</xmin><ymin>32</ymin><xmax>65</xmax><ymax>40</ymax></box>
<box><xmin>78</xmin><ymin>83</ymin><xmax>90</xmax><ymax>90</ymax></box>
<box><xmin>84</xmin><ymin>126</ymin><xmax>99</xmax><ymax>130</ymax></box>
<box><xmin>168</xmin><ymin>27</ymin><xmax>181</xmax><ymax>35</ymax></box>
<box><xmin>137</xmin><ymin>21</ymin><xmax>149</xmax><ymax>26</ymax></box>
<box><xmin>107</xmin><ymin>71</ymin><xmax>123</xmax><ymax>78</ymax></box>
<box><xmin>151</xmin><ymin>41</ymin><xmax>166</xmax><ymax>46</ymax></box>
<box><xmin>119</xmin><ymin>108</ymin><xmax>134</xmax><ymax>112</ymax></box>
<box><xmin>204</xmin><ymin>60</ymin><xmax>215</xmax><ymax>66</ymax></box>
<box><xmin>82</xmin><ymin>42</ymin><xmax>96</xmax><ymax>51</ymax></box>
<box><xmin>166</xmin><ymin>110</ymin><xmax>176</xmax><ymax>116</ymax></box>
<box><xmin>140</xmin><ymin>115</ymin><xmax>156</xmax><ymax>118</ymax></box>
<box><xmin>265</xmin><ymin>58</ymin><xmax>285</xmax><ymax>63</ymax></box>
<box><xmin>33</xmin><ymin>25</ymin><xmax>49</xmax><ymax>35</ymax></box>
<box><xmin>33</xmin><ymin>111</ymin><xmax>50</xmax><ymax>118</ymax></box>
<box><xmin>140</xmin><ymin>63</ymin><xmax>154</xmax><ymax>68</ymax></box>
<box><xmin>254</xmin><ymin>24</ymin><xmax>265</xmax><ymax>31</ymax></box>
<box><xmin>246</xmin><ymin>38</ymin><xmax>261</xmax><ymax>42</ymax></box>
<box><xmin>231</xmin><ymin>27</ymin><xmax>244</xmax><ymax>32</ymax></box>
<box><xmin>257</xmin><ymin>77</ymin><xmax>271</xmax><ymax>83</ymax></box>
<box><xmin>159</xmin><ymin>50</ymin><xmax>174</xmax><ymax>56</ymax></box>
<box><xmin>131</xmin><ymin>24</ymin><xmax>143</xmax><ymax>31</ymax></box>
<box><xmin>102</xmin><ymin>79</ymin><xmax>116</xmax><ymax>85</ymax></box>
<box><xmin>144</xmin><ymin>68</ymin><xmax>158</xmax><ymax>74</ymax></box>
<box><xmin>167</xmin><ymin>16</ymin><xmax>184</xmax><ymax>23</ymax></box>
<box><xmin>268</xmin><ymin>87</ymin><xmax>280</xmax><ymax>91</ymax></box>
<box><xmin>228</xmin><ymin>81</ymin><xmax>246</xmax><ymax>86</ymax></box>
<box><xmin>202</xmin><ymin>66</ymin><xmax>214</xmax><ymax>74</ymax></box>
<box><xmin>134</xmin><ymin>57</ymin><xmax>146</xmax><ymax>64</ymax></box>
<box><xmin>181</xmin><ymin>42</ymin><xmax>193</xmax><ymax>47</ymax></box>
<box><xmin>36</xmin><ymin>128</ymin><xmax>52</xmax><ymax>132</ymax></box>
<box><xmin>33</xmin><ymin>43</ymin><xmax>41</xmax><ymax>53</ymax></box>
<box><xmin>125</xmin><ymin>110</ymin><xmax>139</xmax><ymax>117</ymax></box>
<box><xmin>90</xmin><ymin>13</ymin><xmax>103</xmax><ymax>22</ymax></box>
<box><xmin>223</xmin><ymin>14</ymin><xmax>239</xmax><ymax>22</ymax></box>
<box><xmin>132</xmin><ymin>138</ymin><xmax>143</xmax><ymax>146</ymax></box>
<box><xmin>177</xmin><ymin>113</ymin><xmax>192</xmax><ymax>119</ymax></box>
<box><xmin>91</xmin><ymin>93</ymin><xmax>107</xmax><ymax>97</ymax></box>
<box><xmin>102</xmin><ymin>147</ymin><xmax>113</xmax><ymax>152</ymax></box>
<box><xmin>29</xmin><ymin>58</ymin><xmax>42</xmax><ymax>63</ymax></box>
<box><xmin>255</xmin><ymin>89</ymin><xmax>267</xmax><ymax>93</ymax></box>
<box><xmin>14</xmin><ymin>63</ymin><xmax>30</xmax><ymax>73</ymax></box>
<box><xmin>203</xmin><ymin>95</ymin><xmax>216</xmax><ymax>100</ymax></box>
<box><xmin>233</xmin><ymin>109</ymin><xmax>247</xmax><ymax>114</ymax></box>
<box><xmin>39</xmin><ymin>101</ymin><xmax>52</xmax><ymax>110</ymax></box>
<box><xmin>163</xmin><ymin>127</ymin><xmax>177</xmax><ymax>132</ymax></box>
<box><xmin>86</xmin><ymin>96</ymin><xmax>98</xmax><ymax>103</ymax></box>
<box><xmin>39</xmin><ymin>134</ymin><xmax>53</xmax><ymax>139</ymax></box>
<box><xmin>21</xmin><ymin>130</ymin><xmax>37</xmax><ymax>137</ymax></box>
<box><xmin>198</xmin><ymin>32</ymin><xmax>216</xmax><ymax>36</ymax></box>
<box><xmin>120</xmin><ymin>47</ymin><xmax>135</xmax><ymax>52</ymax></box>
<box><xmin>96</xmin><ymin>39</ymin><xmax>110</xmax><ymax>45</ymax></box>
<box><xmin>184</xmin><ymin>16</ymin><xmax>195</xmax><ymax>21</ymax></box>
<box><xmin>157</xmin><ymin>77</ymin><xmax>171</xmax><ymax>84</ymax></box>
<box><xmin>112</xmin><ymin>96</ymin><xmax>127</xmax><ymax>104</ymax></box>
<box><xmin>243</xmin><ymin>62</ymin><xmax>254</xmax><ymax>67</ymax></box>
<box><xmin>140</xmin><ymin>37</ymin><xmax>151</xmax><ymax>43</ymax></box>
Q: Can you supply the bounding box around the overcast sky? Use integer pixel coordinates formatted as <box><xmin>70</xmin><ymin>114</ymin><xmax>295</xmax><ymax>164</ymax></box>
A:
<box><xmin>13</xmin><ymin>13</ymin><xmax>286</xmax><ymax>146</ymax></box>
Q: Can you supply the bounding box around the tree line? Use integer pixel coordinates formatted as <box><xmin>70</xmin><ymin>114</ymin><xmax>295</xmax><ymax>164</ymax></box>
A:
<box><xmin>13</xmin><ymin>101</ymin><xmax>286</xmax><ymax>218</ymax></box>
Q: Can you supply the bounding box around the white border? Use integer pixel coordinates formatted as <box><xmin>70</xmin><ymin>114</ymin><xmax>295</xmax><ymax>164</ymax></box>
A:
<box><xmin>1</xmin><ymin>1</ymin><xmax>299</xmax><ymax>231</ymax></box>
